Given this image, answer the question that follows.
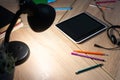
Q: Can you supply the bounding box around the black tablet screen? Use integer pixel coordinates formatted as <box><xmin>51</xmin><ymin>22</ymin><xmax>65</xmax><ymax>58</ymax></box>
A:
<box><xmin>56</xmin><ymin>12</ymin><xmax>107</xmax><ymax>43</ymax></box>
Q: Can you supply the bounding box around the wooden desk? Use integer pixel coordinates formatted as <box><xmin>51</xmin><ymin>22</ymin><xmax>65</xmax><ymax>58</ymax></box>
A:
<box><xmin>8</xmin><ymin>0</ymin><xmax>120</xmax><ymax>80</ymax></box>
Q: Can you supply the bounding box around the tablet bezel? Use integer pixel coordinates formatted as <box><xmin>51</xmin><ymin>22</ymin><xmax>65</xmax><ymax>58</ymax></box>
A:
<box><xmin>56</xmin><ymin>12</ymin><xmax>108</xmax><ymax>43</ymax></box>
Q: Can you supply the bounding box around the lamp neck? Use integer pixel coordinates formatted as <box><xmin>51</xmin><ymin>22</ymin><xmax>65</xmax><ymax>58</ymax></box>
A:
<box><xmin>4</xmin><ymin>10</ymin><xmax>22</xmax><ymax>46</ymax></box>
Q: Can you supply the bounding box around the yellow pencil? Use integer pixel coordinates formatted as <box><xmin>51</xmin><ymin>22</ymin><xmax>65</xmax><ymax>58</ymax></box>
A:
<box><xmin>74</xmin><ymin>50</ymin><xmax>108</xmax><ymax>56</ymax></box>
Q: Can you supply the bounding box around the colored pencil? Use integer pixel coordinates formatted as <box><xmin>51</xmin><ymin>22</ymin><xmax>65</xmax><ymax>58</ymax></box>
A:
<box><xmin>71</xmin><ymin>52</ymin><xmax>105</xmax><ymax>62</ymax></box>
<box><xmin>74</xmin><ymin>50</ymin><xmax>108</xmax><ymax>56</ymax></box>
<box><xmin>75</xmin><ymin>64</ymin><xmax>103</xmax><ymax>74</ymax></box>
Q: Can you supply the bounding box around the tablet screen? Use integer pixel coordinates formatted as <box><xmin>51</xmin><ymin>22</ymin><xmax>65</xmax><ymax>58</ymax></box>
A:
<box><xmin>56</xmin><ymin>12</ymin><xmax>108</xmax><ymax>43</ymax></box>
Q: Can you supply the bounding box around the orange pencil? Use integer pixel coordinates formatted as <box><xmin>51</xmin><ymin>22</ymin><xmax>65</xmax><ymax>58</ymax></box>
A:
<box><xmin>74</xmin><ymin>50</ymin><xmax>108</xmax><ymax>56</ymax></box>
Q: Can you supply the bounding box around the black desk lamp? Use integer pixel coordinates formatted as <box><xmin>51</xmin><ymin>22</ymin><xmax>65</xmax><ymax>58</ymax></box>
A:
<box><xmin>3</xmin><ymin>0</ymin><xmax>56</xmax><ymax>65</ymax></box>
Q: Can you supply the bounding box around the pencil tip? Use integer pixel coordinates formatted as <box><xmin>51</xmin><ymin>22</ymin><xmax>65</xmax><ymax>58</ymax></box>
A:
<box><xmin>99</xmin><ymin>64</ymin><xmax>104</xmax><ymax>67</ymax></box>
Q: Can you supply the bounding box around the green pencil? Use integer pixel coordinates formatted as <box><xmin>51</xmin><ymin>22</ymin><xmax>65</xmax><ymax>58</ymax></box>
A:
<box><xmin>75</xmin><ymin>64</ymin><xmax>103</xmax><ymax>74</ymax></box>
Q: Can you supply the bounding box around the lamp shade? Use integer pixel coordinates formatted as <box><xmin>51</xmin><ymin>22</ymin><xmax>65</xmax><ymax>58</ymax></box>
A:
<box><xmin>27</xmin><ymin>4</ymin><xmax>56</xmax><ymax>32</ymax></box>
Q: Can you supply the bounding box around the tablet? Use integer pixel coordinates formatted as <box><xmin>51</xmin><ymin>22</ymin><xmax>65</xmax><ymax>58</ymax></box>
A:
<box><xmin>56</xmin><ymin>12</ymin><xmax>108</xmax><ymax>43</ymax></box>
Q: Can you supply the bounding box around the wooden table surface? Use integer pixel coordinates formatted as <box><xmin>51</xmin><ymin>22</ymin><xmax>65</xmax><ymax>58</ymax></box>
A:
<box><xmin>1</xmin><ymin>0</ymin><xmax>120</xmax><ymax>80</ymax></box>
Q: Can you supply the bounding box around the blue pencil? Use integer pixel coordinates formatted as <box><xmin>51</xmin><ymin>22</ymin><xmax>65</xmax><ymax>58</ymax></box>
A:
<box><xmin>75</xmin><ymin>64</ymin><xmax>103</xmax><ymax>74</ymax></box>
<box><xmin>48</xmin><ymin>0</ymin><xmax>56</xmax><ymax>3</ymax></box>
<box><xmin>55</xmin><ymin>7</ymin><xmax>72</xmax><ymax>11</ymax></box>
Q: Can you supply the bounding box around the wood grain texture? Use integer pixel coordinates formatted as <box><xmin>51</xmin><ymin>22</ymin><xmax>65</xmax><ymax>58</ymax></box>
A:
<box><xmin>1</xmin><ymin>0</ymin><xmax>120</xmax><ymax>80</ymax></box>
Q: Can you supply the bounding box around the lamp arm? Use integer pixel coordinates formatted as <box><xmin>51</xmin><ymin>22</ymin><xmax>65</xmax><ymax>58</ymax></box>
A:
<box><xmin>4</xmin><ymin>9</ymin><xmax>22</xmax><ymax>45</ymax></box>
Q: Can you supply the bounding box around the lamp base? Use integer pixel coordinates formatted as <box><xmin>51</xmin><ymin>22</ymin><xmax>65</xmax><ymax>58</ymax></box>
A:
<box><xmin>8</xmin><ymin>41</ymin><xmax>30</xmax><ymax>66</ymax></box>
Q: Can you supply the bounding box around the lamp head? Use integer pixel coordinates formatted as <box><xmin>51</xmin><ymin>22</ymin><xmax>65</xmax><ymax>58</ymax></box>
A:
<box><xmin>19</xmin><ymin>0</ymin><xmax>56</xmax><ymax>32</ymax></box>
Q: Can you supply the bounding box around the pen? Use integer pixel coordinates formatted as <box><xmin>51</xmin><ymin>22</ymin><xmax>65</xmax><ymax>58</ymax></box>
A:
<box><xmin>75</xmin><ymin>64</ymin><xmax>103</xmax><ymax>74</ymax></box>
<box><xmin>71</xmin><ymin>52</ymin><xmax>105</xmax><ymax>62</ymax></box>
<box><xmin>74</xmin><ymin>50</ymin><xmax>108</xmax><ymax>56</ymax></box>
